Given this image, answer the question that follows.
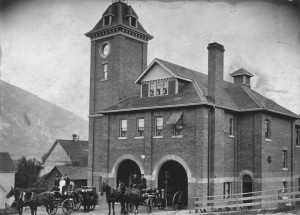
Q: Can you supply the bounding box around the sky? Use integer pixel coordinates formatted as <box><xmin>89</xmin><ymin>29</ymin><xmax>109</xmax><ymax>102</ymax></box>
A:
<box><xmin>0</xmin><ymin>0</ymin><xmax>300</xmax><ymax>119</ymax></box>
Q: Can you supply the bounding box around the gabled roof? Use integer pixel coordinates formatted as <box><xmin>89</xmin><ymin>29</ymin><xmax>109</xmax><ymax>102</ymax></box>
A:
<box><xmin>47</xmin><ymin>166</ymin><xmax>87</xmax><ymax>180</ymax></box>
<box><xmin>44</xmin><ymin>140</ymin><xmax>88</xmax><ymax>166</ymax></box>
<box><xmin>0</xmin><ymin>153</ymin><xmax>17</xmax><ymax>173</ymax></box>
<box><xmin>230</xmin><ymin>68</ymin><xmax>254</xmax><ymax>77</ymax></box>
<box><xmin>100</xmin><ymin>58</ymin><xmax>299</xmax><ymax>119</ymax></box>
<box><xmin>85</xmin><ymin>1</ymin><xmax>153</xmax><ymax>40</ymax></box>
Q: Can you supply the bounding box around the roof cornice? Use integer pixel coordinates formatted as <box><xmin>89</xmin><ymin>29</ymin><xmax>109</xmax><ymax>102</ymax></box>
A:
<box><xmin>86</xmin><ymin>24</ymin><xmax>153</xmax><ymax>42</ymax></box>
<box><xmin>92</xmin><ymin>101</ymin><xmax>300</xmax><ymax>119</ymax></box>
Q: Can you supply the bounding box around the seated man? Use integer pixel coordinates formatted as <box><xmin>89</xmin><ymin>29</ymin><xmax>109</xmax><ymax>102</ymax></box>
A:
<box><xmin>131</xmin><ymin>174</ymin><xmax>140</xmax><ymax>189</ymax></box>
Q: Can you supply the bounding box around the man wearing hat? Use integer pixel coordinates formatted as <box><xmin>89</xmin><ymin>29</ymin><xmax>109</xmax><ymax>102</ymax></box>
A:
<box><xmin>140</xmin><ymin>174</ymin><xmax>147</xmax><ymax>190</ymax></box>
<box><xmin>131</xmin><ymin>173</ymin><xmax>140</xmax><ymax>189</ymax></box>
<box><xmin>54</xmin><ymin>173</ymin><xmax>60</xmax><ymax>191</ymax></box>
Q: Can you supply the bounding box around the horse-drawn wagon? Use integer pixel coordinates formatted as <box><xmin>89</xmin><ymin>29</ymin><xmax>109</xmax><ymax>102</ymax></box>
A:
<box><xmin>49</xmin><ymin>190</ymin><xmax>75</xmax><ymax>215</ymax></box>
<box><xmin>72</xmin><ymin>186</ymin><xmax>98</xmax><ymax>211</ymax></box>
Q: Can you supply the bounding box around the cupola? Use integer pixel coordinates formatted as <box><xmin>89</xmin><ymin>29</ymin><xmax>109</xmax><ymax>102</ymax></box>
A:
<box><xmin>230</xmin><ymin>68</ymin><xmax>253</xmax><ymax>88</ymax></box>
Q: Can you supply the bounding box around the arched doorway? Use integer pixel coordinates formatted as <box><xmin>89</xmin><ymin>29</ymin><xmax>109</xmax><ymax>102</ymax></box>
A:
<box><xmin>242</xmin><ymin>175</ymin><xmax>253</xmax><ymax>204</ymax></box>
<box><xmin>157</xmin><ymin>160</ymin><xmax>188</xmax><ymax>207</ymax></box>
<box><xmin>116</xmin><ymin>159</ymin><xmax>141</xmax><ymax>187</ymax></box>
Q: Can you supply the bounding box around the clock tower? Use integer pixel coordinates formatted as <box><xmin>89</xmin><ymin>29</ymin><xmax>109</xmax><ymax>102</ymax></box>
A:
<box><xmin>86</xmin><ymin>0</ymin><xmax>153</xmax><ymax>114</ymax></box>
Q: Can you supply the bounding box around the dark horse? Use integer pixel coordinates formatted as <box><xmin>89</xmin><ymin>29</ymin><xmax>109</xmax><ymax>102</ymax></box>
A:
<box><xmin>101</xmin><ymin>182</ymin><xmax>121</xmax><ymax>215</ymax></box>
<box><xmin>120</xmin><ymin>183</ymin><xmax>141</xmax><ymax>214</ymax></box>
<box><xmin>6</xmin><ymin>187</ymin><xmax>54</xmax><ymax>215</ymax></box>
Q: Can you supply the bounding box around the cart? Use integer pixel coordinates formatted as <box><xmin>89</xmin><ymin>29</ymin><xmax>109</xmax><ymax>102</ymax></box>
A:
<box><xmin>49</xmin><ymin>191</ymin><xmax>74</xmax><ymax>215</ymax></box>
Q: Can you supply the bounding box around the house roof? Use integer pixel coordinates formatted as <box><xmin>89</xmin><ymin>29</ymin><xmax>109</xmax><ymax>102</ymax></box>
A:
<box><xmin>47</xmin><ymin>166</ymin><xmax>87</xmax><ymax>180</ymax></box>
<box><xmin>100</xmin><ymin>58</ymin><xmax>299</xmax><ymax>119</ymax></box>
<box><xmin>0</xmin><ymin>152</ymin><xmax>17</xmax><ymax>173</ymax></box>
<box><xmin>230</xmin><ymin>68</ymin><xmax>254</xmax><ymax>77</ymax></box>
<box><xmin>44</xmin><ymin>140</ymin><xmax>88</xmax><ymax>166</ymax></box>
<box><xmin>85</xmin><ymin>1</ymin><xmax>153</xmax><ymax>39</ymax></box>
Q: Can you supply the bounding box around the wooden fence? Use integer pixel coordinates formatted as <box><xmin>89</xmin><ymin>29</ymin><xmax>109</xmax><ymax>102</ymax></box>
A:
<box><xmin>194</xmin><ymin>187</ymin><xmax>300</xmax><ymax>213</ymax></box>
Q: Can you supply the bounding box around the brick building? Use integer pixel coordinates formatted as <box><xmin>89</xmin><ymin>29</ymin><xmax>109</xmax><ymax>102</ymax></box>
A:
<box><xmin>86</xmin><ymin>0</ymin><xmax>300</xmax><ymax>207</ymax></box>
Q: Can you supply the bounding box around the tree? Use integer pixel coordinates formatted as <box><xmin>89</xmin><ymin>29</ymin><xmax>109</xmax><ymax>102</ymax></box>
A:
<box><xmin>15</xmin><ymin>156</ymin><xmax>43</xmax><ymax>188</ymax></box>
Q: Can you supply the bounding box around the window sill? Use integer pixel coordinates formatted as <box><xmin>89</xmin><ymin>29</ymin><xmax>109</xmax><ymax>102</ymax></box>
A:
<box><xmin>134</xmin><ymin>136</ymin><xmax>144</xmax><ymax>139</ymax></box>
<box><xmin>153</xmin><ymin>136</ymin><xmax>163</xmax><ymax>139</ymax></box>
<box><xmin>172</xmin><ymin>135</ymin><xmax>183</xmax><ymax>139</ymax></box>
<box><xmin>282</xmin><ymin>168</ymin><xmax>288</xmax><ymax>171</ymax></box>
<box><xmin>101</xmin><ymin>79</ymin><xmax>108</xmax><ymax>82</ymax></box>
<box><xmin>296</xmin><ymin>145</ymin><xmax>300</xmax><ymax>148</ymax></box>
<box><xmin>265</xmin><ymin>138</ymin><xmax>272</xmax><ymax>142</ymax></box>
<box><xmin>118</xmin><ymin>137</ymin><xmax>128</xmax><ymax>140</ymax></box>
<box><xmin>229</xmin><ymin>135</ymin><xmax>235</xmax><ymax>138</ymax></box>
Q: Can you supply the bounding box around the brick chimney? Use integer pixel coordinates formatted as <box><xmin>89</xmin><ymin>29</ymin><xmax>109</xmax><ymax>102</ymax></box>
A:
<box><xmin>72</xmin><ymin>134</ymin><xmax>79</xmax><ymax>142</ymax></box>
<box><xmin>207</xmin><ymin>42</ymin><xmax>225</xmax><ymax>102</ymax></box>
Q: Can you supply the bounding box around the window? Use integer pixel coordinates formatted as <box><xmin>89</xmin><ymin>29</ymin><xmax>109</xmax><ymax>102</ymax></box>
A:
<box><xmin>103</xmin><ymin>16</ymin><xmax>111</xmax><ymax>26</ymax></box>
<box><xmin>283</xmin><ymin>181</ymin><xmax>287</xmax><ymax>193</ymax></box>
<box><xmin>137</xmin><ymin>118</ymin><xmax>144</xmax><ymax>137</ymax></box>
<box><xmin>103</xmin><ymin>63</ymin><xmax>108</xmax><ymax>79</ymax></box>
<box><xmin>174</xmin><ymin>115</ymin><xmax>183</xmax><ymax>136</ymax></box>
<box><xmin>155</xmin><ymin>117</ymin><xmax>163</xmax><ymax>137</ymax></box>
<box><xmin>150</xmin><ymin>83</ymin><xmax>155</xmax><ymax>97</ymax></box>
<box><xmin>223</xmin><ymin>182</ymin><xmax>233</xmax><ymax>199</ymax></box>
<box><xmin>149</xmin><ymin>80</ymin><xmax>168</xmax><ymax>97</ymax></box>
<box><xmin>265</xmin><ymin>119</ymin><xmax>270</xmax><ymax>139</ymax></box>
<box><xmin>120</xmin><ymin>119</ymin><xmax>127</xmax><ymax>137</ymax></box>
<box><xmin>156</xmin><ymin>82</ymin><xmax>162</xmax><ymax>96</ymax></box>
<box><xmin>283</xmin><ymin>150</ymin><xmax>287</xmax><ymax>169</ymax></box>
<box><xmin>229</xmin><ymin>118</ymin><xmax>234</xmax><ymax>136</ymax></box>
<box><xmin>296</xmin><ymin>131</ymin><xmax>300</xmax><ymax>147</ymax></box>
<box><xmin>129</xmin><ymin>17</ymin><xmax>137</xmax><ymax>27</ymax></box>
<box><xmin>163</xmin><ymin>81</ymin><xmax>168</xmax><ymax>95</ymax></box>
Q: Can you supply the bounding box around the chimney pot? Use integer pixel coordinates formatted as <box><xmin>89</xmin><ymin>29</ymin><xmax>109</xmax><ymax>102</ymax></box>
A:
<box><xmin>72</xmin><ymin>134</ymin><xmax>79</xmax><ymax>142</ymax></box>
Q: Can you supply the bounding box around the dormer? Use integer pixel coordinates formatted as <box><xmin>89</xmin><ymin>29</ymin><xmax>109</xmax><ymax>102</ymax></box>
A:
<box><xmin>126</xmin><ymin>6</ymin><xmax>138</xmax><ymax>28</ymax></box>
<box><xmin>135</xmin><ymin>59</ymin><xmax>193</xmax><ymax>98</ymax></box>
<box><xmin>102</xmin><ymin>5</ymin><xmax>114</xmax><ymax>27</ymax></box>
<box><xmin>230</xmin><ymin>68</ymin><xmax>254</xmax><ymax>88</ymax></box>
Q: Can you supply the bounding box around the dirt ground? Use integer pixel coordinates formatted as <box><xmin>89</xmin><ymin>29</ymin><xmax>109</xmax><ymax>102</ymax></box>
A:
<box><xmin>17</xmin><ymin>195</ymin><xmax>189</xmax><ymax>215</ymax></box>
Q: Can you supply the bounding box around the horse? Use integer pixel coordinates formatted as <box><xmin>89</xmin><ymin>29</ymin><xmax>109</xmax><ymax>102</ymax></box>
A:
<box><xmin>121</xmin><ymin>185</ymin><xmax>141</xmax><ymax>214</ymax></box>
<box><xmin>101</xmin><ymin>182</ymin><xmax>122</xmax><ymax>215</ymax></box>
<box><xmin>6</xmin><ymin>187</ymin><xmax>54</xmax><ymax>215</ymax></box>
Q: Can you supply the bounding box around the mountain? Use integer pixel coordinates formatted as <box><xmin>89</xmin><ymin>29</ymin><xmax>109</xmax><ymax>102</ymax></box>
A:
<box><xmin>0</xmin><ymin>80</ymin><xmax>88</xmax><ymax>160</ymax></box>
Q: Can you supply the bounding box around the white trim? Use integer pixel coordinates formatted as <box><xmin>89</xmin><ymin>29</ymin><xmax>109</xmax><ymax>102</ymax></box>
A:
<box><xmin>118</xmin><ymin>137</ymin><xmax>128</xmax><ymax>140</ymax></box>
<box><xmin>229</xmin><ymin>135</ymin><xmax>235</xmax><ymax>138</ymax></box>
<box><xmin>91</xmin><ymin>31</ymin><xmax>149</xmax><ymax>44</ymax></box>
<box><xmin>153</xmin><ymin>136</ymin><xmax>163</xmax><ymax>139</ymax></box>
<box><xmin>172</xmin><ymin>135</ymin><xmax>183</xmax><ymax>139</ymax></box>
<box><xmin>134</xmin><ymin>136</ymin><xmax>144</xmax><ymax>139</ymax></box>
<box><xmin>265</xmin><ymin>138</ymin><xmax>272</xmax><ymax>142</ymax></box>
<box><xmin>151</xmin><ymin>154</ymin><xmax>195</xmax><ymax>183</ymax></box>
<box><xmin>135</xmin><ymin>59</ymin><xmax>193</xmax><ymax>84</ymax></box>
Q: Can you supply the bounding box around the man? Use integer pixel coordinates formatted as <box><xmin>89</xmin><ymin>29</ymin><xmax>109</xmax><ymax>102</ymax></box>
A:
<box><xmin>131</xmin><ymin>173</ymin><xmax>140</xmax><ymax>189</ymax></box>
<box><xmin>140</xmin><ymin>174</ymin><xmax>147</xmax><ymax>190</ymax></box>
<box><xmin>59</xmin><ymin>176</ymin><xmax>66</xmax><ymax>195</ymax></box>
<box><xmin>64</xmin><ymin>174</ymin><xmax>71</xmax><ymax>191</ymax></box>
<box><xmin>54</xmin><ymin>173</ymin><xmax>60</xmax><ymax>190</ymax></box>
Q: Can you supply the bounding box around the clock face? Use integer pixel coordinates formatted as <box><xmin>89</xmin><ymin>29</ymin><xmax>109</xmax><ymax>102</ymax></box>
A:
<box><xmin>103</xmin><ymin>44</ymin><xmax>110</xmax><ymax>56</ymax></box>
<box><xmin>100</xmin><ymin>42</ymin><xmax>111</xmax><ymax>58</ymax></box>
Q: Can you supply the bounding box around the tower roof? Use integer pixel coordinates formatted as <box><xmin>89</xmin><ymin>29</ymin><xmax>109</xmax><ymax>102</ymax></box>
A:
<box><xmin>85</xmin><ymin>1</ymin><xmax>153</xmax><ymax>42</ymax></box>
<box><xmin>230</xmin><ymin>68</ymin><xmax>254</xmax><ymax>77</ymax></box>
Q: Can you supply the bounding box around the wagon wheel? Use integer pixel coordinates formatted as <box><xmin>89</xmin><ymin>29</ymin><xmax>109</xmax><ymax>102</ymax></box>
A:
<box><xmin>172</xmin><ymin>191</ymin><xmax>183</xmax><ymax>210</ymax></box>
<box><xmin>62</xmin><ymin>199</ymin><xmax>73</xmax><ymax>215</ymax></box>
<box><xmin>90</xmin><ymin>195</ymin><xmax>98</xmax><ymax>210</ymax></box>
<box><xmin>147</xmin><ymin>197</ymin><xmax>153</xmax><ymax>213</ymax></box>
<box><xmin>128</xmin><ymin>203</ymin><xmax>134</xmax><ymax>213</ymax></box>
<box><xmin>72</xmin><ymin>198</ymin><xmax>81</xmax><ymax>211</ymax></box>
<box><xmin>47</xmin><ymin>205</ymin><xmax>58</xmax><ymax>215</ymax></box>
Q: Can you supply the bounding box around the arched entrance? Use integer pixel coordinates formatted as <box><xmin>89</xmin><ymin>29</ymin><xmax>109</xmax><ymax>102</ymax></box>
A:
<box><xmin>116</xmin><ymin>159</ymin><xmax>141</xmax><ymax>187</ymax></box>
<box><xmin>157</xmin><ymin>161</ymin><xmax>188</xmax><ymax>206</ymax></box>
<box><xmin>242</xmin><ymin>175</ymin><xmax>253</xmax><ymax>204</ymax></box>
